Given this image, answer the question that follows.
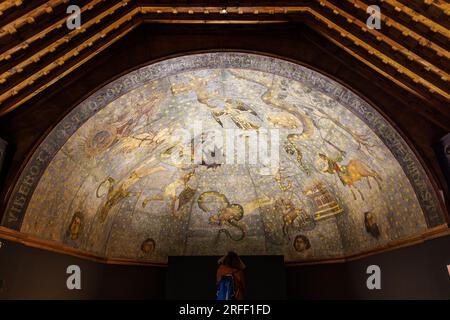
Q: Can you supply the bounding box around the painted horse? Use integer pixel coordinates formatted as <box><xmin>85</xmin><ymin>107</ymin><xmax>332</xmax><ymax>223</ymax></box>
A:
<box><xmin>319</xmin><ymin>154</ymin><xmax>382</xmax><ymax>200</ymax></box>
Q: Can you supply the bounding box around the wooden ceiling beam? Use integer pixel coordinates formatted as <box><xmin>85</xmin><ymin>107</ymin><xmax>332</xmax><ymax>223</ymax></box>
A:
<box><xmin>401</xmin><ymin>0</ymin><xmax>450</xmax><ymax>25</ymax></box>
<box><xmin>342</xmin><ymin>0</ymin><xmax>450</xmax><ymax>68</ymax></box>
<box><xmin>0</xmin><ymin>5</ymin><xmax>138</xmax><ymax>107</ymax></box>
<box><xmin>380</xmin><ymin>0</ymin><xmax>450</xmax><ymax>38</ymax></box>
<box><xmin>0</xmin><ymin>1</ymin><xmax>133</xmax><ymax>86</ymax></box>
<box><xmin>303</xmin><ymin>23</ymin><xmax>450</xmax><ymax>129</ymax></box>
<box><xmin>316</xmin><ymin>0</ymin><xmax>449</xmax><ymax>86</ymax></box>
<box><xmin>425</xmin><ymin>0</ymin><xmax>450</xmax><ymax>16</ymax></box>
<box><xmin>0</xmin><ymin>0</ymin><xmax>109</xmax><ymax>62</ymax></box>
<box><xmin>0</xmin><ymin>0</ymin><xmax>24</xmax><ymax>15</ymax></box>
<box><xmin>135</xmin><ymin>0</ymin><xmax>313</xmax><ymax>6</ymax></box>
<box><xmin>303</xmin><ymin>7</ymin><xmax>450</xmax><ymax>100</ymax></box>
<box><xmin>375</xmin><ymin>1</ymin><xmax>449</xmax><ymax>50</ymax></box>
<box><xmin>0</xmin><ymin>1</ymin><xmax>49</xmax><ymax>27</ymax></box>
<box><xmin>0</xmin><ymin>20</ymin><xmax>138</xmax><ymax>117</ymax></box>
<box><xmin>305</xmin><ymin>14</ymin><xmax>450</xmax><ymax>110</ymax></box>
<box><xmin>0</xmin><ymin>0</ymin><xmax>448</xmax><ymax>117</ymax></box>
<box><xmin>137</xmin><ymin>5</ymin><xmax>311</xmax><ymax>15</ymax></box>
<box><xmin>0</xmin><ymin>0</ymin><xmax>69</xmax><ymax>36</ymax></box>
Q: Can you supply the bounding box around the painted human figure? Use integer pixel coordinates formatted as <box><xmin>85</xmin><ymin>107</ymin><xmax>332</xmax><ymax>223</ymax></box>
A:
<box><xmin>319</xmin><ymin>153</ymin><xmax>346</xmax><ymax>177</ymax></box>
<box><xmin>364</xmin><ymin>211</ymin><xmax>381</xmax><ymax>239</ymax></box>
<box><xmin>293</xmin><ymin>234</ymin><xmax>311</xmax><ymax>253</ymax></box>
<box><xmin>69</xmin><ymin>212</ymin><xmax>83</xmax><ymax>240</ymax></box>
<box><xmin>97</xmin><ymin>162</ymin><xmax>167</xmax><ymax>222</ymax></box>
<box><xmin>64</xmin><ymin>211</ymin><xmax>83</xmax><ymax>245</ymax></box>
<box><xmin>141</xmin><ymin>238</ymin><xmax>156</xmax><ymax>255</ymax></box>
<box><xmin>142</xmin><ymin>170</ymin><xmax>197</xmax><ymax>218</ymax></box>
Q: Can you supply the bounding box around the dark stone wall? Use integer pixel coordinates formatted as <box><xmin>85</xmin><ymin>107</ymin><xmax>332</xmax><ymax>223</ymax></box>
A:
<box><xmin>1</xmin><ymin>235</ymin><xmax>449</xmax><ymax>299</ymax></box>
<box><xmin>0</xmin><ymin>239</ymin><xmax>166</xmax><ymax>300</ymax></box>
<box><xmin>286</xmin><ymin>234</ymin><xmax>450</xmax><ymax>300</ymax></box>
<box><xmin>99</xmin><ymin>263</ymin><xmax>166</xmax><ymax>300</ymax></box>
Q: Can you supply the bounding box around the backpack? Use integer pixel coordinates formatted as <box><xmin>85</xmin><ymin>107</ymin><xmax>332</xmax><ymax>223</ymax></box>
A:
<box><xmin>216</xmin><ymin>274</ymin><xmax>235</xmax><ymax>300</ymax></box>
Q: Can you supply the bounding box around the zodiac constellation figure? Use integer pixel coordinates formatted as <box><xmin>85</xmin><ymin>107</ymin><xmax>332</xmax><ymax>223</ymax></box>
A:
<box><xmin>197</xmin><ymin>191</ymin><xmax>246</xmax><ymax>241</ymax></box>
<box><xmin>95</xmin><ymin>163</ymin><xmax>167</xmax><ymax>222</ymax></box>
<box><xmin>319</xmin><ymin>153</ymin><xmax>382</xmax><ymax>200</ymax></box>
<box><xmin>266</xmin><ymin>112</ymin><xmax>302</xmax><ymax>129</ymax></box>
<box><xmin>259</xmin><ymin>167</ymin><xmax>316</xmax><ymax>244</ymax></box>
<box><xmin>274</xmin><ymin>198</ymin><xmax>315</xmax><ymax>238</ymax></box>
<box><xmin>273</xmin><ymin>168</ymin><xmax>292</xmax><ymax>192</ymax></box>
<box><xmin>284</xmin><ymin>134</ymin><xmax>310</xmax><ymax>175</ymax></box>
<box><xmin>229</xmin><ymin>70</ymin><xmax>380</xmax><ymax>175</ymax></box>
<box><xmin>211</xmin><ymin>98</ymin><xmax>261</xmax><ymax>130</ymax></box>
<box><xmin>228</xmin><ymin>70</ymin><xmax>315</xmax><ymax>142</ymax></box>
<box><xmin>170</xmin><ymin>71</ymin><xmax>221</xmax><ymax>108</ymax></box>
<box><xmin>142</xmin><ymin>170</ymin><xmax>197</xmax><ymax>218</ymax></box>
<box><xmin>172</xmin><ymin>72</ymin><xmax>262</xmax><ymax>131</ymax></box>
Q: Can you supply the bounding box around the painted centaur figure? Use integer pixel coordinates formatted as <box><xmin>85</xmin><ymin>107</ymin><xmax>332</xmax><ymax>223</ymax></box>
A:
<box><xmin>319</xmin><ymin>153</ymin><xmax>382</xmax><ymax>200</ymax></box>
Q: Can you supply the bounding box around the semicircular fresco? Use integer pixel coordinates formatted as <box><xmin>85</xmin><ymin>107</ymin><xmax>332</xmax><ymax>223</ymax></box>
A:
<box><xmin>3</xmin><ymin>53</ymin><xmax>445</xmax><ymax>263</ymax></box>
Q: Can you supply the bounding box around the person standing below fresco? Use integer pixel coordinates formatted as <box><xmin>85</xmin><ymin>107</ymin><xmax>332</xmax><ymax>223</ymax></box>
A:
<box><xmin>216</xmin><ymin>251</ymin><xmax>246</xmax><ymax>300</ymax></box>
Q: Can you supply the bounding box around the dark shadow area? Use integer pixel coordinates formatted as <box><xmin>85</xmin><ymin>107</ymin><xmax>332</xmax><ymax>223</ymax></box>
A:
<box><xmin>0</xmin><ymin>239</ymin><xmax>166</xmax><ymax>299</ymax></box>
<box><xmin>287</xmin><ymin>235</ymin><xmax>450</xmax><ymax>299</ymax></box>
<box><xmin>166</xmin><ymin>256</ymin><xmax>287</xmax><ymax>300</ymax></box>
<box><xmin>1</xmin><ymin>235</ymin><xmax>449</xmax><ymax>299</ymax></box>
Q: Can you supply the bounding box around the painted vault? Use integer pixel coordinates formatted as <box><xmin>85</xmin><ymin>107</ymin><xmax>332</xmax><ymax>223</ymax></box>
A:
<box><xmin>2</xmin><ymin>53</ymin><xmax>445</xmax><ymax>263</ymax></box>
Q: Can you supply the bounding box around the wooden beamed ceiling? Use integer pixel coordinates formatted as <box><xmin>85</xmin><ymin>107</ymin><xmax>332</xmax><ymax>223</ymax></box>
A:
<box><xmin>0</xmin><ymin>0</ymin><xmax>449</xmax><ymax>122</ymax></box>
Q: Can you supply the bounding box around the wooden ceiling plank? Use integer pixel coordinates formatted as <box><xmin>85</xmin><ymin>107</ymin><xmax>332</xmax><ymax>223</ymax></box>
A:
<box><xmin>0</xmin><ymin>0</ymin><xmax>116</xmax><ymax>75</ymax></box>
<box><xmin>0</xmin><ymin>0</ymin><xmax>107</xmax><ymax>62</ymax></box>
<box><xmin>0</xmin><ymin>0</ymin><xmax>23</xmax><ymax>15</ymax></box>
<box><xmin>140</xmin><ymin>19</ymin><xmax>287</xmax><ymax>24</ymax></box>
<box><xmin>0</xmin><ymin>0</ymin><xmax>53</xmax><ymax>31</ymax></box>
<box><xmin>316</xmin><ymin>30</ymin><xmax>427</xmax><ymax>99</ymax></box>
<box><xmin>1</xmin><ymin>1</ymin><xmax>449</xmax><ymax>116</ymax></box>
<box><xmin>381</xmin><ymin>0</ymin><xmax>450</xmax><ymax>38</ymax></box>
<box><xmin>0</xmin><ymin>0</ymin><xmax>133</xmax><ymax>85</ymax></box>
<box><xmin>424</xmin><ymin>0</ymin><xmax>450</xmax><ymax>16</ymax></box>
<box><xmin>0</xmin><ymin>3</ymin><xmax>134</xmax><ymax>92</ymax></box>
<box><xmin>345</xmin><ymin>0</ymin><xmax>450</xmax><ymax>62</ymax></box>
<box><xmin>0</xmin><ymin>0</ymin><xmax>69</xmax><ymax>37</ymax></box>
<box><xmin>310</xmin><ymin>26</ymin><xmax>450</xmax><ymax>127</ymax></box>
<box><xmin>317</xmin><ymin>0</ymin><xmax>449</xmax><ymax>83</ymax></box>
<box><xmin>138</xmin><ymin>6</ymin><xmax>310</xmax><ymax>14</ymax></box>
<box><xmin>0</xmin><ymin>22</ymin><xmax>138</xmax><ymax>117</ymax></box>
<box><xmin>405</xmin><ymin>0</ymin><xmax>450</xmax><ymax>23</ymax></box>
<box><xmin>0</xmin><ymin>7</ymin><xmax>139</xmax><ymax>104</ymax></box>
<box><xmin>304</xmin><ymin>8</ymin><xmax>450</xmax><ymax>100</ymax></box>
